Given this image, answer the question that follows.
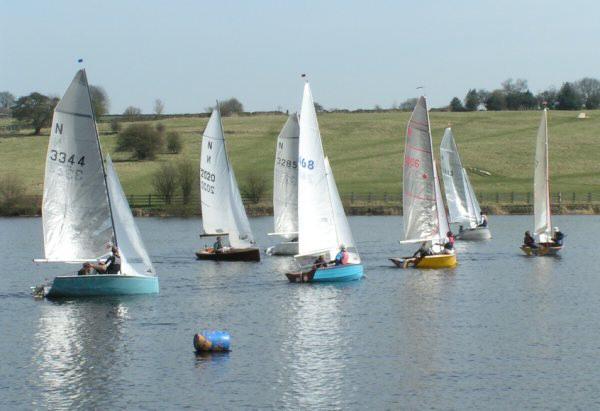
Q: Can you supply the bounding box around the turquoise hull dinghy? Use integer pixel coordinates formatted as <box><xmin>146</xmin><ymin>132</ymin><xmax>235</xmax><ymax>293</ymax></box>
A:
<box><xmin>286</xmin><ymin>263</ymin><xmax>363</xmax><ymax>283</ymax></box>
<box><xmin>46</xmin><ymin>274</ymin><xmax>159</xmax><ymax>298</ymax></box>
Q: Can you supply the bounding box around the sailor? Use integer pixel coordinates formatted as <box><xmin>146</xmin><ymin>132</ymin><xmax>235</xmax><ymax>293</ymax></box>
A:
<box><xmin>334</xmin><ymin>245</ymin><xmax>349</xmax><ymax>266</ymax></box>
<box><xmin>443</xmin><ymin>231</ymin><xmax>455</xmax><ymax>254</ymax></box>
<box><xmin>552</xmin><ymin>227</ymin><xmax>565</xmax><ymax>246</ymax></box>
<box><xmin>94</xmin><ymin>246</ymin><xmax>122</xmax><ymax>274</ymax></box>
<box><xmin>77</xmin><ymin>262</ymin><xmax>93</xmax><ymax>276</ymax></box>
<box><xmin>213</xmin><ymin>236</ymin><xmax>224</xmax><ymax>253</ymax></box>
<box><xmin>523</xmin><ymin>231</ymin><xmax>537</xmax><ymax>249</ymax></box>
<box><xmin>412</xmin><ymin>241</ymin><xmax>432</xmax><ymax>259</ymax></box>
<box><xmin>312</xmin><ymin>255</ymin><xmax>328</xmax><ymax>269</ymax></box>
<box><xmin>478</xmin><ymin>211</ymin><xmax>488</xmax><ymax>227</ymax></box>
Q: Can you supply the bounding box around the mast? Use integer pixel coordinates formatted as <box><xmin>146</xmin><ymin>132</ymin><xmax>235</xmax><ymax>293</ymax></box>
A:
<box><xmin>84</xmin><ymin>68</ymin><xmax>119</xmax><ymax>249</ymax></box>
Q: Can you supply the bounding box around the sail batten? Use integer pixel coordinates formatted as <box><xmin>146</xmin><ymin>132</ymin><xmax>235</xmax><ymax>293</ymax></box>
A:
<box><xmin>402</xmin><ymin>96</ymin><xmax>449</xmax><ymax>244</ymax></box>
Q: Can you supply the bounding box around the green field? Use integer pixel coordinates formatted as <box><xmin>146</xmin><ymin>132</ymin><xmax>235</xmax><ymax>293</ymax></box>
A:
<box><xmin>1</xmin><ymin>110</ymin><xmax>599</xmax><ymax>198</ymax></box>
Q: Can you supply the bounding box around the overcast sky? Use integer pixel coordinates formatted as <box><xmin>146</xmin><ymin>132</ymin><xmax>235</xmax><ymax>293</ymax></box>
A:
<box><xmin>2</xmin><ymin>0</ymin><xmax>599</xmax><ymax>113</ymax></box>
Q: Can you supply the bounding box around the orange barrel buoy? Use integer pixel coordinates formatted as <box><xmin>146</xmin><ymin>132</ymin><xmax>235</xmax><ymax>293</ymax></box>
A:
<box><xmin>193</xmin><ymin>331</ymin><xmax>230</xmax><ymax>352</ymax></box>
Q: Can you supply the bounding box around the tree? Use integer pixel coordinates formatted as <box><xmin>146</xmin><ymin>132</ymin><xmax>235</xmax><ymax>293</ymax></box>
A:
<box><xmin>449</xmin><ymin>97</ymin><xmax>465</xmax><ymax>112</ymax></box>
<box><xmin>464</xmin><ymin>89</ymin><xmax>479</xmax><ymax>111</ymax></box>
<box><xmin>154</xmin><ymin>99</ymin><xmax>164</xmax><ymax>116</ymax></box>
<box><xmin>123</xmin><ymin>106</ymin><xmax>142</xmax><ymax>120</ymax></box>
<box><xmin>155</xmin><ymin>122</ymin><xmax>166</xmax><ymax>134</ymax></box>
<box><xmin>177</xmin><ymin>160</ymin><xmax>196</xmax><ymax>204</ymax></box>
<box><xmin>11</xmin><ymin>92</ymin><xmax>58</xmax><ymax>135</ymax></box>
<box><xmin>152</xmin><ymin>163</ymin><xmax>178</xmax><ymax>204</ymax></box>
<box><xmin>116</xmin><ymin>124</ymin><xmax>163</xmax><ymax>160</ymax></box>
<box><xmin>89</xmin><ymin>85</ymin><xmax>109</xmax><ymax>117</ymax></box>
<box><xmin>484</xmin><ymin>90</ymin><xmax>506</xmax><ymax>111</ymax></box>
<box><xmin>575</xmin><ymin>77</ymin><xmax>600</xmax><ymax>109</ymax></box>
<box><xmin>110</xmin><ymin>118</ymin><xmax>121</xmax><ymax>133</ymax></box>
<box><xmin>166</xmin><ymin>131</ymin><xmax>182</xmax><ymax>154</ymax></box>
<box><xmin>536</xmin><ymin>87</ymin><xmax>558</xmax><ymax>109</ymax></box>
<box><xmin>399</xmin><ymin>98</ymin><xmax>417</xmax><ymax>111</ymax></box>
<box><xmin>241</xmin><ymin>172</ymin><xmax>267</xmax><ymax>204</ymax></box>
<box><xmin>0</xmin><ymin>91</ymin><xmax>15</xmax><ymax>115</ymax></box>
<box><xmin>313</xmin><ymin>102</ymin><xmax>324</xmax><ymax>112</ymax></box>
<box><xmin>219</xmin><ymin>98</ymin><xmax>244</xmax><ymax>116</ymax></box>
<box><xmin>556</xmin><ymin>82</ymin><xmax>583</xmax><ymax>110</ymax></box>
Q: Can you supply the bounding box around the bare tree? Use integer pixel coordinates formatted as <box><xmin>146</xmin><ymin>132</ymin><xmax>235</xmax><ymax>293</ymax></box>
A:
<box><xmin>154</xmin><ymin>99</ymin><xmax>164</xmax><ymax>116</ymax></box>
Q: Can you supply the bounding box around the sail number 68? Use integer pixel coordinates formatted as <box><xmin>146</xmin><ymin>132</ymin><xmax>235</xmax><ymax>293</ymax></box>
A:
<box><xmin>299</xmin><ymin>157</ymin><xmax>315</xmax><ymax>170</ymax></box>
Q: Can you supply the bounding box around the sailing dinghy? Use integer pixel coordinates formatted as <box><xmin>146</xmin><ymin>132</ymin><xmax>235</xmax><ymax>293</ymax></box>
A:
<box><xmin>34</xmin><ymin>70</ymin><xmax>159</xmax><ymax>297</ymax></box>
<box><xmin>266</xmin><ymin>114</ymin><xmax>299</xmax><ymax>256</ymax></box>
<box><xmin>390</xmin><ymin>96</ymin><xmax>457</xmax><ymax>269</ymax></box>
<box><xmin>196</xmin><ymin>106</ymin><xmax>260</xmax><ymax>261</ymax></box>
<box><xmin>440</xmin><ymin>127</ymin><xmax>491</xmax><ymax>240</ymax></box>
<box><xmin>521</xmin><ymin>109</ymin><xmax>562</xmax><ymax>256</ymax></box>
<box><xmin>286</xmin><ymin>80</ymin><xmax>363</xmax><ymax>282</ymax></box>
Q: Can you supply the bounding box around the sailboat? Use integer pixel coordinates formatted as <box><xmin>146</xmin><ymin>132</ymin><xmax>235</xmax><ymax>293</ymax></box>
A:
<box><xmin>286</xmin><ymin>80</ymin><xmax>363</xmax><ymax>282</ymax></box>
<box><xmin>34</xmin><ymin>70</ymin><xmax>159</xmax><ymax>297</ymax></box>
<box><xmin>521</xmin><ymin>108</ymin><xmax>562</xmax><ymax>256</ymax></box>
<box><xmin>266</xmin><ymin>114</ymin><xmax>299</xmax><ymax>256</ymax></box>
<box><xmin>440</xmin><ymin>127</ymin><xmax>491</xmax><ymax>240</ymax></box>
<box><xmin>390</xmin><ymin>96</ymin><xmax>457</xmax><ymax>269</ymax></box>
<box><xmin>195</xmin><ymin>106</ymin><xmax>260</xmax><ymax>261</ymax></box>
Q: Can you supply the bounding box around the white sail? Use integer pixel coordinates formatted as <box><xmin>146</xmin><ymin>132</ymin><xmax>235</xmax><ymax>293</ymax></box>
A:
<box><xmin>273</xmin><ymin>114</ymin><xmax>299</xmax><ymax>239</ymax></box>
<box><xmin>324</xmin><ymin>157</ymin><xmax>360</xmax><ymax>263</ymax></box>
<box><xmin>402</xmin><ymin>96</ymin><xmax>448</xmax><ymax>244</ymax></box>
<box><xmin>105</xmin><ymin>156</ymin><xmax>155</xmax><ymax>276</ymax></box>
<box><xmin>200</xmin><ymin>108</ymin><xmax>254</xmax><ymax>248</ymax></box>
<box><xmin>440</xmin><ymin>128</ymin><xmax>481</xmax><ymax>228</ymax></box>
<box><xmin>297</xmin><ymin>82</ymin><xmax>339</xmax><ymax>259</ymax></box>
<box><xmin>42</xmin><ymin>69</ymin><xmax>114</xmax><ymax>261</ymax></box>
<box><xmin>534</xmin><ymin>109</ymin><xmax>552</xmax><ymax>243</ymax></box>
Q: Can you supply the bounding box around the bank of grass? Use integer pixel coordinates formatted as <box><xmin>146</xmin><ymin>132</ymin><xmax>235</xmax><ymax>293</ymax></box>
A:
<box><xmin>1</xmin><ymin>109</ymin><xmax>600</xmax><ymax>198</ymax></box>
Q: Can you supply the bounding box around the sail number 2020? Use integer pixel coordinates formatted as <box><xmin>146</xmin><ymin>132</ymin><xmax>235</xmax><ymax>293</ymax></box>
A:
<box><xmin>49</xmin><ymin>150</ymin><xmax>86</xmax><ymax>166</ymax></box>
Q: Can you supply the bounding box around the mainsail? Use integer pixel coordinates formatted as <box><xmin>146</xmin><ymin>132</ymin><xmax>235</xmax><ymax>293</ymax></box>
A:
<box><xmin>297</xmin><ymin>82</ymin><xmax>340</xmax><ymax>260</ymax></box>
<box><xmin>272</xmin><ymin>114</ymin><xmax>299</xmax><ymax>240</ymax></box>
<box><xmin>200</xmin><ymin>108</ymin><xmax>254</xmax><ymax>248</ymax></box>
<box><xmin>440</xmin><ymin>127</ymin><xmax>481</xmax><ymax>227</ymax></box>
<box><xmin>42</xmin><ymin>69</ymin><xmax>114</xmax><ymax>261</ymax></box>
<box><xmin>534</xmin><ymin>109</ymin><xmax>552</xmax><ymax>242</ymax></box>
<box><xmin>402</xmin><ymin>96</ymin><xmax>449</xmax><ymax>244</ymax></box>
<box><xmin>105</xmin><ymin>156</ymin><xmax>155</xmax><ymax>276</ymax></box>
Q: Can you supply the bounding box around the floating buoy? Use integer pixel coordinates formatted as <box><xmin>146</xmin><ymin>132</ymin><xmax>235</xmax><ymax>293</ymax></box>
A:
<box><xmin>193</xmin><ymin>331</ymin><xmax>231</xmax><ymax>352</ymax></box>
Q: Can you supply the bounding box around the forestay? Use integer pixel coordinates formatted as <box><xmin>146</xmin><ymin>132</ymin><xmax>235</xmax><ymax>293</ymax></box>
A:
<box><xmin>273</xmin><ymin>114</ymin><xmax>299</xmax><ymax>240</ymax></box>
<box><xmin>105</xmin><ymin>156</ymin><xmax>155</xmax><ymax>276</ymax></box>
<box><xmin>42</xmin><ymin>69</ymin><xmax>114</xmax><ymax>261</ymax></box>
<box><xmin>440</xmin><ymin>128</ymin><xmax>481</xmax><ymax>227</ymax></box>
<box><xmin>534</xmin><ymin>109</ymin><xmax>552</xmax><ymax>243</ymax></box>
<box><xmin>200</xmin><ymin>108</ymin><xmax>254</xmax><ymax>248</ymax></box>
<box><xmin>297</xmin><ymin>82</ymin><xmax>339</xmax><ymax>259</ymax></box>
<box><xmin>324</xmin><ymin>157</ymin><xmax>360</xmax><ymax>263</ymax></box>
<box><xmin>402</xmin><ymin>96</ymin><xmax>448</xmax><ymax>244</ymax></box>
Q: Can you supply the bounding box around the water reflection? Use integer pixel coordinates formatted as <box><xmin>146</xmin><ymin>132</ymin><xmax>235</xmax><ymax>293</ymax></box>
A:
<box><xmin>278</xmin><ymin>285</ymin><xmax>347</xmax><ymax>409</ymax></box>
<box><xmin>31</xmin><ymin>299</ymin><xmax>130</xmax><ymax>409</ymax></box>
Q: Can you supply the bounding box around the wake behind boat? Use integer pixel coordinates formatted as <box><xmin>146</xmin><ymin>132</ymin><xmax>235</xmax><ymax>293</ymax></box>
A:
<box><xmin>286</xmin><ymin>79</ymin><xmax>363</xmax><ymax>283</ymax></box>
<box><xmin>520</xmin><ymin>109</ymin><xmax>564</xmax><ymax>256</ymax></box>
<box><xmin>440</xmin><ymin>127</ymin><xmax>491</xmax><ymax>241</ymax></box>
<box><xmin>390</xmin><ymin>96</ymin><xmax>457</xmax><ymax>269</ymax></box>
<box><xmin>34</xmin><ymin>70</ymin><xmax>158</xmax><ymax>297</ymax></box>
<box><xmin>266</xmin><ymin>113</ymin><xmax>299</xmax><ymax>256</ymax></box>
<box><xmin>196</xmin><ymin>105</ymin><xmax>260</xmax><ymax>262</ymax></box>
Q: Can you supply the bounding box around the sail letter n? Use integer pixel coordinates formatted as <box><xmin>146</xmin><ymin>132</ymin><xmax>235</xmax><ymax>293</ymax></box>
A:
<box><xmin>55</xmin><ymin>123</ymin><xmax>63</xmax><ymax>134</ymax></box>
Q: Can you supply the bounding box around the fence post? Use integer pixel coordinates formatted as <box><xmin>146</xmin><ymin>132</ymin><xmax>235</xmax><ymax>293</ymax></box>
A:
<box><xmin>384</xmin><ymin>192</ymin><xmax>388</xmax><ymax>202</ymax></box>
<box><xmin>148</xmin><ymin>194</ymin><xmax>151</xmax><ymax>208</ymax></box>
<box><xmin>572</xmin><ymin>192</ymin><xmax>576</xmax><ymax>203</ymax></box>
<box><xmin>511</xmin><ymin>192</ymin><xmax>514</xmax><ymax>203</ymax></box>
<box><xmin>527</xmin><ymin>192</ymin><xmax>531</xmax><ymax>204</ymax></box>
<box><xmin>589</xmin><ymin>192</ymin><xmax>592</xmax><ymax>203</ymax></box>
<box><xmin>558</xmin><ymin>192</ymin><xmax>562</xmax><ymax>205</ymax></box>
<box><xmin>351</xmin><ymin>192</ymin><xmax>354</xmax><ymax>204</ymax></box>
<box><xmin>368</xmin><ymin>192</ymin><xmax>372</xmax><ymax>203</ymax></box>
<box><xmin>495</xmin><ymin>192</ymin><xmax>500</xmax><ymax>203</ymax></box>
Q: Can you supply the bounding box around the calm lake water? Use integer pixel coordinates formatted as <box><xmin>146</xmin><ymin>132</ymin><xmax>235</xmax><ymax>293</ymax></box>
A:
<box><xmin>1</xmin><ymin>215</ymin><xmax>600</xmax><ymax>410</ymax></box>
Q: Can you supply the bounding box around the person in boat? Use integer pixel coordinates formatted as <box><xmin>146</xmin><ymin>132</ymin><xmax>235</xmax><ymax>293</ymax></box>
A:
<box><xmin>552</xmin><ymin>227</ymin><xmax>565</xmax><ymax>246</ymax></box>
<box><xmin>412</xmin><ymin>241</ymin><xmax>432</xmax><ymax>259</ymax></box>
<box><xmin>93</xmin><ymin>246</ymin><xmax>122</xmax><ymax>274</ymax></box>
<box><xmin>443</xmin><ymin>231</ymin><xmax>455</xmax><ymax>254</ymax></box>
<box><xmin>312</xmin><ymin>255</ymin><xmax>328</xmax><ymax>269</ymax></box>
<box><xmin>478</xmin><ymin>212</ymin><xmax>488</xmax><ymax>227</ymax></box>
<box><xmin>523</xmin><ymin>231</ymin><xmax>537</xmax><ymax>249</ymax></box>
<box><xmin>213</xmin><ymin>236</ymin><xmax>224</xmax><ymax>253</ymax></box>
<box><xmin>334</xmin><ymin>245</ymin><xmax>349</xmax><ymax>266</ymax></box>
<box><xmin>77</xmin><ymin>262</ymin><xmax>94</xmax><ymax>276</ymax></box>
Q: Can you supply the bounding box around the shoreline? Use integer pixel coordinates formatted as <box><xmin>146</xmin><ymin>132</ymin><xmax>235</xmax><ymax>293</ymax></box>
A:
<box><xmin>4</xmin><ymin>203</ymin><xmax>600</xmax><ymax>218</ymax></box>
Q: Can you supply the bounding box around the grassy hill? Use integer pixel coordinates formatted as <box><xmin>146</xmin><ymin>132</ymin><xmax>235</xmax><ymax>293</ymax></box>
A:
<box><xmin>1</xmin><ymin>109</ymin><xmax>599</xmax><ymax>199</ymax></box>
